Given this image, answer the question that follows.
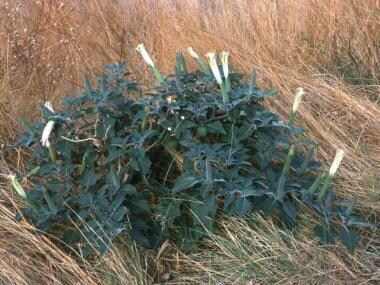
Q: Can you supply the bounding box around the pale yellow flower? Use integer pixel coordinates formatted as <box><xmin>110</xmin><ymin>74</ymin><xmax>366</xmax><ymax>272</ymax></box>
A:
<box><xmin>329</xmin><ymin>149</ymin><xmax>345</xmax><ymax>177</ymax></box>
<box><xmin>136</xmin><ymin>43</ymin><xmax>155</xmax><ymax>67</ymax></box>
<box><xmin>206</xmin><ymin>52</ymin><xmax>222</xmax><ymax>85</ymax></box>
<box><xmin>220</xmin><ymin>51</ymin><xmax>229</xmax><ymax>79</ymax></box>
<box><xmin>41</xmin><ymin>102</ymin><xmax>55</xmax><ymax>148</ymax></box>
<box><xmin>187</xmin><ymin>47</ymin><xmax>200</xmax><ymax>60</ymax></box>
<box><xmin>292</xmin><ymin>88</ymin><xmax>305</xmax><ymax>113</ymax></box>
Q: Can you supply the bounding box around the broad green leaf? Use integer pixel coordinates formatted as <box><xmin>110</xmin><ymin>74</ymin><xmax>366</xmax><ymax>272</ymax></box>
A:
<box><xmin>77</xmin><ymin>169</ymin><xmax>101</xmax><ymax>187</ymax></box>
<box><xmin>103</xmin><ymin>149</ymin><xmax>125</xmax><ymax>165</ymax></box>
<box><xmin>339</xmin><ymin>230</ymin><xmax>358</xmax><ymax>252</ymax></box>
<box><xmin>112</xmin><ymin>206</ymin><xmax>128</xmax><ymax>222</ymax></box>
<box><xmin>78</xmin><ymin>193</ymin><xmax>93</xmax><ymax>207</ymax></box>
<box><xmin>173</xmin><ymin>173</ymin><xmax>202</xmax><ymax>193</ymax></box>
<box><xmin>63</xmin><ymin>229</ymin><xmax>81</xmax><ymax>244</ymax></box>
<box><xmin>235</xmin><ymin>197</ymin><xmax>251</xmax><ymax>216</ymax></box>
<box><xmin>314</xmin><ymin>225</ymin><xmax>335</xmax><ymax>244</ymax></box>
<box><xmin>282</xmin><ymin>200</ymin><xmax>296</xmax><ymax>223</ymax></box>
<box><xmin>207</xmin><ymin>121</ymin><xmax>226</xmax><ymax>135</ymax></box>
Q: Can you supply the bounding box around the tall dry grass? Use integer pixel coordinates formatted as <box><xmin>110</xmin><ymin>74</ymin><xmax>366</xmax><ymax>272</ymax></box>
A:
<box><xmin>0</xmin><ymin>0</ymin><xmax>379</xmax><ymax>284</ymax></box>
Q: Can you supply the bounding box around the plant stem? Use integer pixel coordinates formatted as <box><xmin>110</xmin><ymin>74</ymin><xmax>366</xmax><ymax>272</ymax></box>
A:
<box><xmin>151</xmin><ymin>66</ymin><xmax>165</xmax><ymax>84</ymax></box>
<box><xmin>48</xmin><ymin>146</ymin><xmax>57</xmax><ymax>164</ymax></box>
<box><xmin>318</xmin><ymin>175</ymin><xmax>332</xmax><ymax>201</ymax></box>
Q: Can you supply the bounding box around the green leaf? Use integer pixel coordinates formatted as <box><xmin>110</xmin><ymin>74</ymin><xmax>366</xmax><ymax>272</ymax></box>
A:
<box><xmin>112</xmin><ymin>206</ymin><xmax>128</xmax><ymax>222</ymax></box>
<box><xmin>261</xmin><ymin>197</ymin><xmax>278</xmax><ymax>216</ymax></box>
<box><xmin>130</xmin><ymin>229</ymin><xmax>151</xmax><ymax>248</ymax></box>
<box><xmin>282</xmin><ymin>201</ymin><xmax>296</xmax><ymax>223</ymax></box>
<box><xmin>207</xmin><ymin>121</ymin><xmax>226</xmax><ymax>135</ymax></box>
<box><xmin>110</xmin><ymin>195</ymin><xmax>125</xmax><ymax>210</ymax></box>
<box><xmin>96</xmin><ymin>196</ymin><xmax>109</xmax><ymax>209</ymax></box>
<box><xmin>103</xmin><ymin>149</ymin><xmax>125</xmax><ymax>165</ymax></box>
<box><xmin>314</xmin><ymin>225</ymin><xmax>335</xmax><ymax>244</ymax></box>
<box><xmin>77</xmin><ymin>169</ymin><xmax>101</xmax><ymax>187</ymax></box>
<box><xmin>339</xmin><ymin>230</ymin><xmax>358</xmax><ymax>252</ymax></box>
<box><xmin>157</xmin><ymin>197</ymin><xmax>181</xmax><ymax>227</ymax></box>
<box><xmin>122</xmin><ymin>184</ymin><xmax>138</xmax><ymax>196</ymax></box>
<box><xmin>235</xmin><ymin>197</ymin><xmax>252</xmax><ymax>216</ymax></box>
<box><xmin>84</xmin><ymin>74</ymin><xmax>93</xmax><ymax>95</ymax></box>
<box><xmin>263</xmin><ymin>87</ymin><xmax>278</xmax><ymax>97</ymax></box>
<box><xmin>108</xmin><ymin>167</ymin><xmax>121</xmax><ymax>189</ymax></box>
<box><xmin>173</xmin><ymin>173</ymin><xmax>202</xmax><ymax>193</ymax></box>
<box><xmin>63</xmin><ymin>229</ymin><xmax>81</xmax><ymax>244</ymax></box>
<box><xmin>78</xmin><ymin>193</ymin><xmax>93</xmax><ymax>207</ymax></box>
<box><xmin>132</xmin><ymin>110</ymin><xmax>148</xmax><ymax>125</ymax></box>
<box><xmin>55</xmin><ymin>140</ymin><xmax>74</xmax><ymax>156</ymax></box>
<box><xmin>129</xmin><ymin>198</ymin><xmax>150</xmax><ymax>213</ymax></box>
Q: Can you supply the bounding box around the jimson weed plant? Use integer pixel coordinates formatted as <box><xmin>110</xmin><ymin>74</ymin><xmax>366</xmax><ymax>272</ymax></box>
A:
<box><xmin>10</xmin><ymin>44</ymin><xmax>370</xmax><ymax>255</ymax></box>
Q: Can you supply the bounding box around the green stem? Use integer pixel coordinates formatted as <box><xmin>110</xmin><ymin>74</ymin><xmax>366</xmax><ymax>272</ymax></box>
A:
<box><xmin>151</xmin><ymin>66</ymin><xmax>165</xmax><ymax>84</ymax></box>
<box><xmin>220</xmin><ymin>82</ymin><xmax>230</xmax><ymax>103</ymax></box>
<box><xmin>141</xmin><ymin>106</ymin><xmax>149</xmax><ymax>130</ymax></box>
<box><xmin>277</xmin><ymin>145</ymin><xmax>295</xmax><ymax>201</ymax></box>
<box><xmin>282</xmin><ymin>145</ymin><xmax>295</xmax><ymax>176</ymax></box>
<box><xmin>318</xmin><ymin>175</ymin><xmax>332</xmax><ymax>201</ymax></box>
<box><xmin>48</xmin><ymin>146</ymin><xmax>57</xmax><ymax>164</ymax></box>
<box><xmin>225</xmin><ymin>75</ymin><xmax>231</xmax><ymax>93</ymax></box>
<box><xmin>43</xmin><ymin>190</ymin><xmax>56</xmax><ymax>212</ymax></box>
<box><xmin>289</xmin><ymin>111</ymin><xmax>296</xmax><ymax>126</ymax></box>
<box><xmin>195</xmin><ymin>58</ymin><xmax>210</xmax><ymax>75</ymax></box>
<box><xmin>307</xmin><ymin>174</ymin><xmax>323</xmax><ymax>195</ymax></box>
<box><xmin>26</xmin><ymin>196</ymin><xmax>39</xmax><ymax>214</ymax></box>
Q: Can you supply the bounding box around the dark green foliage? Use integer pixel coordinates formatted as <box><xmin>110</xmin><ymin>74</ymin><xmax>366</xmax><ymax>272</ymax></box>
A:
<box><xmin>14</xmin><ymin>58</ymin><xmax>369</xmax><ymax>255</ymax></box>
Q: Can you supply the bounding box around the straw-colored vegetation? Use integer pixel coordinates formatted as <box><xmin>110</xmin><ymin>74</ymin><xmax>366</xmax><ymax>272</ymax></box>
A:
<box><xmin>0</xmin><ymin>0</ymin><xmax>379</xmax><ymax>284</ymax></box>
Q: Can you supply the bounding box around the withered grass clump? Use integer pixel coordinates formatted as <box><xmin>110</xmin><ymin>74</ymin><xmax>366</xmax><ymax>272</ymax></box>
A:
<box><xmin>0</xmin><ymin>0</ymin><xmax>379</xmax><ymax>284</ymax></box>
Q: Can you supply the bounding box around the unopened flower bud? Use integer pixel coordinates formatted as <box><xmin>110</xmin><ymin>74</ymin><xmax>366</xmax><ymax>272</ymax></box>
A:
<box><xmin>220</xmin><ymin>51</ymin><xmax>229</xmax><ymax>79</ymax></box>
<box><xmin>136</xmin><ymin>43</ymin><xmax>155</xmax><ymax>68</ymax></box>
<box><xmin>206</xmin><ymin>52</ymin><xmax>222</xmax><ymax>85</ymax></box>
<box><xmin>41</xmin><ymin>102</ymin><xmax>55</xmax><ymax>148</ymax></box>
<box><xmin>292</xmin><ymin>88</ymin><xmax>305</xmax><ymax>113</ymax></box>
<box><xmin>187</xmin><ymin>47</ymin><xmax>200</xmax><ymax>60</ymax></box>
<box><xmin>329</xmin><ymin>149</ymin><xmax>345</xmax><ymax>177</ymax></box>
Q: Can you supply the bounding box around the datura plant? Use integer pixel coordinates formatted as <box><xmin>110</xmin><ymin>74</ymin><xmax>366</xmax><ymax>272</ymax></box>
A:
<box><xmin>11</xmin><ymin>45</ymin><xmax>371</xmax><ymax>256</ymax></box>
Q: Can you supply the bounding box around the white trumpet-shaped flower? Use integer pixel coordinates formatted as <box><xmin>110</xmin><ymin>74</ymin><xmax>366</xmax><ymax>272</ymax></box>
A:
<box><xmin>220</xmin><ymin>51</ymin><xmax>229</xmax><ymax>79</ymax></box>
<box><xmin>206</xmin><ymin>52</ymin><xmax>222</xmax><ymax>85</ymax></box>
<box><xmin>292</xmin><ymin>88</ymin><xmax>305</xmax><ymax>113</ymax></box>
<box><xmin>41</xmin><ymin>121</ymin><xmax>55</xmax><ymax>147</ymax></box>
<box><xmin>328</xmin><ymin>149</ymin><xmax>345</xmax><ymax>177</ymax></box>
<box><xmin>187</xmin><ymin>47</ymin><xmax>200</xmax><ymax>60</ymax></box>
<box><xmin>136</xmin><ymin>44</ymin><xmax>155</xmax><ymax>67</ymax></box>
<box><xmin>41</xmin><ymin>102</ymin><xmax>55</xmax><ymax>148</ymax></box>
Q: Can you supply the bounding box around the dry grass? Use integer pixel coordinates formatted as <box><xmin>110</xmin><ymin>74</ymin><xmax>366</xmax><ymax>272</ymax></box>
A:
<box><xmin>0</xmin><ymin>0</ymin><xmax>379</xmax><ymax>284</ymax></box>
<box><xmin>0</xmin><ymin>186</ymin><xmax>97</xmax><ymax>284</ymax></box>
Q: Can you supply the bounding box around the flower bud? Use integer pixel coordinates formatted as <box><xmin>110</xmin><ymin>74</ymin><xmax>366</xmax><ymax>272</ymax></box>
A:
<box><xmin>292</xmin><ymin>88</ymin><xmax>305</xmax><ymax>113</ymax></box>
<box><xmin>220</xmin><ymin>51</ymin><xmax>229</xmax><ymax>79</ymax></box>
<box><xmin>187</xmin><ymin>47</ymin><xmax>200</xmax><ymax>60</ymax></box>
<box><xmin>328</xmin><ymin>149</ymin><xmax>345</xmax><ymax>177</ymax></box>
<box><xmin>41</xmin><ymin>102</ymin><xmax>55</xmax><ymax>148</ymax></box>
<box><xmin>206</xmin><ymin>52</ymin><xmax>222</xmax><ymax>85</ymax></box>
<box><xmin>136</xmin><ymin>43</ymin><xmax>155</xmax><ymax>67</ymax></box>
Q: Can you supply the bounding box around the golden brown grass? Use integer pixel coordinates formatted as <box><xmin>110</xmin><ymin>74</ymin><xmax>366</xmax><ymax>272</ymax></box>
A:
<box><xmin>0</xmin><ymin>0</ymin><xmax>379</xmax><ymax>284</ymax></box>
